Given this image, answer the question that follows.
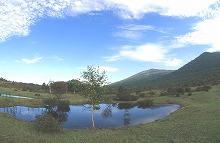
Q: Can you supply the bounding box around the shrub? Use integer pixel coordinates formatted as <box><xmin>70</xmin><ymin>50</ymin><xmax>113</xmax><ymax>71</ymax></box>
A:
<box><xmin>35</xmin><ymin>114</ymin><xmax>61</xmax><ymax>132</ymax></box>
<box><xmin>147</xmin><ymin>91</ymin><xmax>156</xmax><ymax>95</ymax></box>
<box><xmin>137</xmin><ymin>99</ymin><xmax>154</xmax><ymax>108</ymax></box>
<box><xmin>115</xmin><ymin>93</ymin><xmax>138</xmax><ymax>101</ymax></box>
<box><xmin>188</xmin><ymin>92</ymin><xmax>192</xmax><ymax>96</ymax></box>
<box><xmin>195</xmin><ymin>85</ymin><xmax>212</xmax><ymax>92</ymax></box>
<box><xmin>35</xmin><ymin>93</ymin><xmax>40</xmax><ymax>96</ymax></box>
<box><xmin>138</xmin><ymin>93</ymin><xmax>146</xmax><ymax>98</ymax></box>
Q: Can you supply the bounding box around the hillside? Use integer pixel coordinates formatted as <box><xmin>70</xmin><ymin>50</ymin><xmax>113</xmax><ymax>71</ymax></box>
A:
<box><xmin>152</xmin><ymin>52</ymin><xmax>220</xmax><ymax>88</ymax></box>
<box><xmin>111</xmin><ymin>52</ymin><xmax>220</xmax><ymax>89</ymax></box>
<box><xmin>110</xmin><ymin>69</ymin><xmax>174</xmax><ymax>88</ymax></box>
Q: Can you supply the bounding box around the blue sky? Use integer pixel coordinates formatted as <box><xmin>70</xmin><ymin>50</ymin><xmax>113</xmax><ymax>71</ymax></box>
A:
<box><xmin>0</xmin><ymin>0</ymin><xmax>220</xmax><ymax>84</ymax></box>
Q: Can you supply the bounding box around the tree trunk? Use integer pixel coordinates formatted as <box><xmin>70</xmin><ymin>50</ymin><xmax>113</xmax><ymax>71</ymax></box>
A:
<box><xmin>91</xmin><ymin>101</ymin><xmax>95</xmax><ymax>128</ymax></box>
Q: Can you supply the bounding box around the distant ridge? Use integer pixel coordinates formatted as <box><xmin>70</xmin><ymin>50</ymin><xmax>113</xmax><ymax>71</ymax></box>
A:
<box><xmin>110</xmin><ymin>69</ymin><xmax>174</xmax><ymax>88</ymax></box>
<box><xmin>111</xmin><ymin>52</ymin><xmax>220</xmax><ymax>89</ymax></box>
<box><xmin>153</xmin><ymin>52</ymin><xmax>220</xmax><ymax>88</ymax></box>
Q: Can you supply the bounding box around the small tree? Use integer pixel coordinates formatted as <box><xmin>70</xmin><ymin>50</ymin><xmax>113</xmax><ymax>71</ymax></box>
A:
<box><xmin>81</xmin><ymin>65</ymin><xmax>108</xmax><ymax>128</ymax></box>
<box><xmin>42</xmin><ymin>83</ymin><xmax>49</xmax><ymax>92</ymax></box>
<box><xmin>50</xmin><ymin>82</ymin><xmax>67</xmax><ymax>101</ymax></box>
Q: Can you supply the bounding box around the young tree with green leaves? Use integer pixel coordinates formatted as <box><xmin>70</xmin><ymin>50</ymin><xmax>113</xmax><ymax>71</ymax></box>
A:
<box><xmin>81</xmin><ymin>65</ymin><xmax>108</xmax><ymax>128</ymax></box>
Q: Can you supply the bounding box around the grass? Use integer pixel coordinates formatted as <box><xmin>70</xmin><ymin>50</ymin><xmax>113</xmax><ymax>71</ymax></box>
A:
<box><xmin>0</xmin><ymin>87</ymin><xmax>88</xmax><ymax>107</ymax></box>
<box><xmin>0</xmin><ymin>86</ymin><xmax>220</xmax><ymax>143</ymax></box>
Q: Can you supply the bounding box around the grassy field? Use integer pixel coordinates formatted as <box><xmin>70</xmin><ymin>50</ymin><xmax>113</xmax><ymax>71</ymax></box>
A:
<box><xmin>0</xmin><ymin>86</ymin><xmax>220</xmax><ymax>143</ymax></box>
<box><xmin>0</xmin><ymin>87</ymin><xmax>88</xmax><ymax>107</ymax></box>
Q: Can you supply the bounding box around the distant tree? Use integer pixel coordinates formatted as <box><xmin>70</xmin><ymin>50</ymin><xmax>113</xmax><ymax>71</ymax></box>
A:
<box><xmin>50</xmin><ymin>82</ymin><xmax>67</xmax><ymax>101</ymax></box>
<box><xmin>67</xmin><ymin>79</ymin><xmax>85</xmax><ymax>93</ymax></box>
<box><xmin>42</xmin><ymin>83</ymin><xmax>48</xmax><ymax>92</ymax></box>
<box><xmin>81</xmin><ymin>65</ymin><xmax>108</xmax><ymax>128</ymax></box>
<box><xmin>115</xmin><ymin>86</ymin><xmax>138</xmax><ymax>101</ymax></box>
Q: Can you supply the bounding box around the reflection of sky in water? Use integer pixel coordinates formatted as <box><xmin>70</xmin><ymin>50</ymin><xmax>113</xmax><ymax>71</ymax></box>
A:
<box><xmin>0</xmin><ymin>94</ymin><xmax>33</xmax><ymax>99</ymax></box>
<box><xmin>0</xmin><ymin>104</ymin><xmax>179</xmax><ymax>129</ymax></box>
<box><xmin>0</xmin><ymin>106</ymin><xmax>45</xmax><ymax>120</ymax></box>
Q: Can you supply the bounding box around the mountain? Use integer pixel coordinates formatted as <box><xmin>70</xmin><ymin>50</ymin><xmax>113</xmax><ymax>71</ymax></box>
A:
<box><xmin>110</xmin><ymin>69</ymin><xmax>174</xmax><ymax>88</ymax></box>
<box><xmin>153</xmin><ymin>52</ymin><xmax>220</xmax><ymax>88</ymax></box>
<box><xmin>111</xmin><ymin>52</ymin><xmax>220</xmax><ymax>89</ymax></box>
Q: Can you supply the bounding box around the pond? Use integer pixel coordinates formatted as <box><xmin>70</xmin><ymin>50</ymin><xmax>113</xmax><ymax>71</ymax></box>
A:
<box><xmin>0</xmin><ymin>94</ymin><xmax>33</xmax><ymax>99</ymax></box>
<box><xmin>0</xmin><ymin>103</ymin><xmax>179</xmax><ymax>129</ymax></box>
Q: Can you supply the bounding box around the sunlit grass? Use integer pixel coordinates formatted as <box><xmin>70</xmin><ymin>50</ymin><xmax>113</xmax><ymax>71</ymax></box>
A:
<box><xmin>0</xmin><ymin>86</ymin><xmax>220</xmax><ymax>142</ymax></box>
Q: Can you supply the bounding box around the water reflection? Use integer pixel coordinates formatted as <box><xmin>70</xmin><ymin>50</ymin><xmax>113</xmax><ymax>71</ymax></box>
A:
<box><xmin>0</xmin><ymin>93</ymin><xmax>33</xmax><ymax>99</ymax></box>
<box><xmin>44</xmin><ymin>100</ymin><xmax>70</xmax><ymax>123</ymax></box>
<box><xmin>0</xmin><ymin>103</ymin><xmax>180</xmax><ymax>129</ymax></box>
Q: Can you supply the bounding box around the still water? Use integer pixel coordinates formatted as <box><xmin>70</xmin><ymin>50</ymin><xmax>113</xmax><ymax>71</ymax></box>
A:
<box><xmin>0</xmin><ymin>103</ymin><xmax>179</xmax><ymax>129</ymax></box>
<box><xmin>0</xmin><ymin>94</ymin><xmax>33</xmax><ymax>99</ymax></box>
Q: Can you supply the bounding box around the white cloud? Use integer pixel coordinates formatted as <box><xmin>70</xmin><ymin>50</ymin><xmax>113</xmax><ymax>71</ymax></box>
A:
<box><xmin>176</xmin><ymin>6</ymin><xmax>220</xmax><ymax>52</ymax></box>
<box><xmin>104</xmin><ymin>43</ymin><xmax>182</xmax><ymax>67</ymax></box>
<box><xmin>105</xmin><ymin>44</ymin><xmax>167</xmax><ymax>62</ymax></box>
<box><xmin>114</xmin><ymin>24</ymin><xmax>154</xmax><ymax>39</ymax></box>
<box><xmin>16</xmin><ymin>57</ymin><xmax>43</xmax><ymax>64</ymax></box>
<box><xmin>47</xmin><ymin>56</ymin><xmax>64</xmax><ymax>61</ymax></box>
<box><xmin>108</xmin><ymin>0</ymin><xmax>218</xmax><ymax>19</ymax></box>
<box><xmin>1</xmin><ymin>0</ymin><xmax>219</xmax><ymax>42</ymax></box>
<box><xmin>165</xmin><ymin>58</ymin><xmax>183</xmax><ymax>67</ymax></box>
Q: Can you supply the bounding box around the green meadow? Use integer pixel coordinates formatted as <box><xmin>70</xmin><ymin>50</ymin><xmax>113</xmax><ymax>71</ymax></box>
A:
<box><xmin>0</xmin><ymin>85</ymin><xmax>220</xmax><ymax>143</ymax></box>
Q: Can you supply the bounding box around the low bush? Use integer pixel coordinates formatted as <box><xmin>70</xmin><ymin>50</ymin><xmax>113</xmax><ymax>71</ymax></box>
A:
<box><xmin>138</xmin><ymin>93</ymin><xmax>146</xmax><ymax>98</ymax></box>
<box><xmin>195</xmin><ymin>85</ymin><xmax>212</xmax><ymax>92</ymax></box>
<box><xmin>115</xmin><ymin>93</ymin><xmax>138</xmax><ymax>101</ymax></box>
<box><xmin>137</xmin><ymin>99</ymin><xmax>154</xmax><ymax>108</ymax></box>
<box><xmin>35</xmin><ymin>93</ymin><xmax>40</xmax><ymax>96</ymax></box>
<box><xmin>35</xmin><ymin>113</ymin><xmax>61</xmax><ymax>132</ymax></box>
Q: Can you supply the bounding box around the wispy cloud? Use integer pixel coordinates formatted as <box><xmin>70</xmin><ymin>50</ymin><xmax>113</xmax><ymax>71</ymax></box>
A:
<box><xmin>0</xmin><ymin>0</ymin><xmax>218</xmax><ymax>42</ymax></box>
<box><xmin>16</xmin><ymin>57</ymin><xmax>43</xmax><ymax>64</ymax></box>
<box><xmin>15</xmin><ymin>55</ymin><xmax>64</xmax><ymax>64</ymax></box>
<box><xmin>108</xmin><ymin>0</ymin><xmax>218</xmax><ymax>19</ymax></box>
<box><xmin>114</xmin><ymin>24</ymin><xmax>154</xmax><ymax>39</ymax></box>
<box><xmin>104</xmin><ymin>43</ymin><xmax>182</xmax><ymax>67</ymax></box>
<box><xmin>47</xmin><ymin>56</ymin><xmax>64</xmax><ymax>61</ymax></box>
<box><xmin>176</xmin><ymin>6</ymin><xmax>220</xmax><ymax>52</ymax></box>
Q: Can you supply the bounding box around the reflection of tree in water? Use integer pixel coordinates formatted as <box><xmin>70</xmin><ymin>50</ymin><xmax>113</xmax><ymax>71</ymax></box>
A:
<box><xmin>101</xmin><ymin>104</ymin><xmax>113</xmax><ymax>118</ymax></box>
<box><xmin>44</xmin><ymin>99</ymin><xmax>70</xmax><ymax>123</ymax></box>
<box><xmin>123</xmin><ymin>109</ymin><xmax>131</xmax><ymax>126</ymax></box>
<box><xmin>117</xmin><ymin>103</ymin><xmax>133</xmax><ymax>126</ymax></box>
<box><xmin>2</xmin><ymin>106</ymin><xmax>17</xmax><ymax>117</ymax></box>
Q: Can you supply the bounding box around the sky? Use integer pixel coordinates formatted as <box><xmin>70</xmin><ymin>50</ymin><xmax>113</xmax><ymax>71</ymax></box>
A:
<box><xmin>0</xmin><ymin>0</ymin><xmax>220</xmax><ymax>85</ymax></box>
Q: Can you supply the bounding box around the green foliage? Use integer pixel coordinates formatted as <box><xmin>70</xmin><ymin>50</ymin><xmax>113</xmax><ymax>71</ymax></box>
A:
<box><xmin>138</xmin><ymin>92</ymin><xmax>146</xmax><ymax>97</ymax></box>
<box><xmin>80</xmin><ymin>66</ymin><xmax>108</xmax><ymax>104</ymax></box>
<box><xmin>50</xmin><ymin>82</ymin><xmax>68</xmax><ymax>100</ymax></box>
<box><xmin>188</xmin><ymin>92</ymin><xmax>192</xmax><ymax>96</ymax></box>
<box><xmin>115</xmin><ymin>86</ymin><xmax>138</xmax><ymax>101</ymax></box>
<box><xmin>67</xmin><ymin>79</ymin><xmax>85</xmax><ymax>93</ymax></box>
<box><xmin>115</xmin><ymin>93</ymin><xmax>138</xmax><ymax>101</ymax></box>
<box><xmin>137</xmin><ymin>99</ymin><xmax>154</xmax><ymax>108</ymax></box>
<box><xmin>195</xmin><ymin>85</ymin><xmax>212</xmax><ymax>92</ymax></box>
<box><xmin>35</xmin><ymin>113</ymin><xmax>61</xmax><ymax>132</ymax></box>
<box><xmin>160</xmin><ymin>87</ymin><xmax>191</xmax><ymax>97</ymax></box>
<box><xmin>41</xmin><ymin>83</ymin><xmax>49</xmax><ymax>92</ymax></box>
<box><xmin>35</xmin><ymin>93</ymin><xmax>40</xmax><ymax>96</ymax></box>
